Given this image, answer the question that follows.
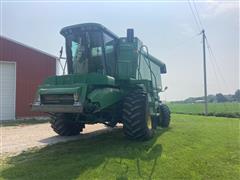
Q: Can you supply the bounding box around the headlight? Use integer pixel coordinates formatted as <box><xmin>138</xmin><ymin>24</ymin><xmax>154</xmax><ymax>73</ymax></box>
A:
<box><xmin>73</xmin><ymin>93</ymin><xmax>79</xmax><ymax>102</ymax></box>
<box><xmin>33</xmin><ymin>94</ymin><xmax>41</xmax><ymax>105</ymax></box>
<box><xmin>37</xmin><ymin>94</ymin><xmax>40</xmax><ymax>102</ymax></box>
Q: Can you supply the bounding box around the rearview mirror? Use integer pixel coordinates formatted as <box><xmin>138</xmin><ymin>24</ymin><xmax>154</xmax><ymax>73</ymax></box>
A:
<box><xmin>160</xmin><ymin>86</ymin><xmax>168</xmax><ymax>92</ymax></box>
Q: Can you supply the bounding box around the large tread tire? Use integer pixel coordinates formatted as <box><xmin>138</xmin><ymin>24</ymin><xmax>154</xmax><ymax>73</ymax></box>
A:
<box><xmin>122</xmin><ymin>89</ymin><xmax>153</xmax><ymax>140</ymax></box>
<box><xmin>51</xmin><ymin>113</ymin><xmax>84</xmax><ymax>136</ymax></box>
<box><xmin>158</xmin><ymin>104</ymin><xmax>171</xmax><ymax>128</ymax></box>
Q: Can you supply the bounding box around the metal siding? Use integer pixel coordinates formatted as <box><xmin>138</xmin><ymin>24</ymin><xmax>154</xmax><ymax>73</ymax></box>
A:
<box><xmin>0</xmin><ymin>37</ymin><xmax>56</xmax><ymax>118</ymax></box>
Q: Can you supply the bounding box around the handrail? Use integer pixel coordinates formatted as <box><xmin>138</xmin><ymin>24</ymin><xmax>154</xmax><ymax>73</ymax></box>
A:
<box><xmin>138</xmin><ymin>45</ymin><xmax>159</xmax><ymax>97</ymax></box>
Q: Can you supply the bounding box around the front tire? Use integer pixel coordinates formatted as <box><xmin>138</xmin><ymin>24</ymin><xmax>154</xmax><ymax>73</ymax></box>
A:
<box><xmin>51</xmin><ymin>113</ymin><xmax>84</xmax><ymax>136</ymax></box>
<box><xmin>158</xmin><ymin>104</ymin><xmax>171</xmax><ymax>128</ymax></box>
<box><xmin>122</xmin><ymin>89</ymin><xmax>153</xmax><ymax>140</ymax></box>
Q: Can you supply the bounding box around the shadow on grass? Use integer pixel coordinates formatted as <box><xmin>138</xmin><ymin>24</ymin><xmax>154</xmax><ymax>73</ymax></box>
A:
<box><xmin>39</xmin><ymin>128</ymin><xmax>119</xmax><ymax>145</ymax></box>
<box><xmin>1</xmin><ymin>128</ymin><xmax>170</xmax><ymax>180</ymax></box>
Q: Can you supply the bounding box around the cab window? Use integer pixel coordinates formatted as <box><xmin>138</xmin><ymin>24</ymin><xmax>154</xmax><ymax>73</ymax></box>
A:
<box><xmin>103</xmin><ymin>33</ymin><xmax>116</xmax><ymax>76</ymax></box>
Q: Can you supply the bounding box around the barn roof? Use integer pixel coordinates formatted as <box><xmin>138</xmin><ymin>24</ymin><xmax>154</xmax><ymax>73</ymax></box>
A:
<box><xmin>0</xmin><ymin>36</ymin><xmax>57</xmax><ymax>59</ymax></box>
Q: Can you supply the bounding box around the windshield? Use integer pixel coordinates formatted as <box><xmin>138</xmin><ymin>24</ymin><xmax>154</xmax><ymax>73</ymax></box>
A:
<box><xmin>66</xmin><ymin>31</ymin><xmax>104</xmax><ymax>74</ymax></box>
<box><xmin>65</xmin><ymin>30</ymin><xmax>117</xmax><ymax>76</ymax></box>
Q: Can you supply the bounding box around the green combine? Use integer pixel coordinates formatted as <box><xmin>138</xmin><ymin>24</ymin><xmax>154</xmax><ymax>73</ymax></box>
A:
<box><xmin>32</xmin><ymin>23</ymin><xmax>170</xmax><ymax>140</ymax></box>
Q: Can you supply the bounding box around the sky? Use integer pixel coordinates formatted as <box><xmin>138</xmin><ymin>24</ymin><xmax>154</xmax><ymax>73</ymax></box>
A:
<box><xmin>1</xmin><ymin>0</ymin><xmax>239</xmax><ymax>101</ymax></box>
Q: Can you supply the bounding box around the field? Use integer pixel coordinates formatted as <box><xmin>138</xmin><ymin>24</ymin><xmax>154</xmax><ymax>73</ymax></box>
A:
<box><xmin>168</xmin><ymin>102</ymin><xmax>240</xmax><ymax>118</ymax></box>
<box><xmin>0</xmin><ymin>114</ymin><xmax>239</xmax><ymax>180</ymax></box>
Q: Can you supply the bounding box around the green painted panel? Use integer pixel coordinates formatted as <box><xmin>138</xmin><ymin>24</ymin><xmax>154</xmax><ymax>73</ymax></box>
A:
<box><xmin>87</xmin><ymin>88</ymin><xmax>123</xmax><ymax>110</ymax></box>
<box><xmin>42</xmin><ymin>73</ymin><xmax>115</xmax><ymax>86</ymax></box>
<box><xmin>117</xmin><ymin>38</ymin><xmax>139</xmax><ymax>79</ymax></box>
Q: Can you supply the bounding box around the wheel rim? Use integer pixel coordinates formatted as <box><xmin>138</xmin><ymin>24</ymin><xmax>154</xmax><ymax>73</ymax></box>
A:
<box><xmin>147</xmin><ymin>115</ymin><xmax>152</xmax><ymax>129</ymax></box>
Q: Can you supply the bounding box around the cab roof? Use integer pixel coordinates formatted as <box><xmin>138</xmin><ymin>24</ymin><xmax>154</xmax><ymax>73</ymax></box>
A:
<box><xmin>60</xmin><ymin>23</ymin><xmax>119</xmax><ymax>40</ymax></box>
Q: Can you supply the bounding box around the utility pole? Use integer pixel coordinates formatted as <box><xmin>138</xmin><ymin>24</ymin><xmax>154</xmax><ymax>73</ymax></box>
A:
<box><xmin>202</xmin><ymin>29</ymin><xmax>208</xmax><ymax>115</ymax></box>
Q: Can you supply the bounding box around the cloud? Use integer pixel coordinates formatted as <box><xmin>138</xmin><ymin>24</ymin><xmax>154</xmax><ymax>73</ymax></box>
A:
<box><xmin>201</xmin><ymin>0</ymin><xmax>239</xmax><ymax>18</ymax></box>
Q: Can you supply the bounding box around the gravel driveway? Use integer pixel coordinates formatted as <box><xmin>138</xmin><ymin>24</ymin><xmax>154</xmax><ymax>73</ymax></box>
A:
<box><xmin>0</xmin><ymin>123</ymin><xmax>117</xmax><ymax>156</ymax></box>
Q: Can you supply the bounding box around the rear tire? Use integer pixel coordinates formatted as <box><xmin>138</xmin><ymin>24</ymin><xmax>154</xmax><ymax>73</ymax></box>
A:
<box><xmin>51</xmin><ymin>113</ymin><xmax>84</xmax><ymax>136</ymax></box>
<box><xmin>158</xmin><ymin>104</ymin><xmax>171</xmax><ymax>128</ymax></box>
<box><xmin>122</xmin><ymin>89</ymin><xmax>153</xmax><ymax>140</ymax></box>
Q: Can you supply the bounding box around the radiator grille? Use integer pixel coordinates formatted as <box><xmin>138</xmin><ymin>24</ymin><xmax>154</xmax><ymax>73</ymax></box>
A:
<box><xmin>41</xmin><ymin>94</ymin><xmax>74</xmax><ymax>105</ymax></box>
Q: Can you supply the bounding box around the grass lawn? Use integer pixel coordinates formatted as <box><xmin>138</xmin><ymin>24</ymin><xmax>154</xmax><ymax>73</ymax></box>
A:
<box><xmin>168</xmin><ymin>102</ymin><xmax>240</xmax><ymax>118</ymax></box>
<box><xmin>0</xmin><ymin>114</ymin><xmax>239</xmax><ymax>180</ymax></box>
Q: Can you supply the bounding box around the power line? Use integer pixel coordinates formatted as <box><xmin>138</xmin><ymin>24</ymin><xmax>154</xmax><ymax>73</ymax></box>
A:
<box><xmin>192</xmin><ymin>0</ymin><xmax>205</xmax><ymax>30</ymax></box>
<box><xmin>187</xmin><ymin>1</ymin><xmax>232</xmax><ymax>114</ymax></box>
<box><xmin>187</xmin><ymin>0</ymin><xmax>208</xmax><ymax>114</ymax></box>
<box><xmin>205</xmin><ymin>37</ymin><xmax>231</xmax><ymax>89</ymax></box>
<box><xmin>206</xmin><ymin>43</ymin><xmax>231</xmax><ymax>111</ymax></box>
<box><xmin>188</xmin><ymin>0</ymin><xmax>230</xmax><ymax>90</ymax></box>
<box><xmin>164</xmin><ymin>33</ymin><xmax>201</xmax><ymax>52</ymax></box>
<box><xmin>207</xmin><ymin>45</ymin><xmax>224</xmax><ymax>90</ymax></box>
<box><xmin>187</xmin><ymin>0</ymin><xmax>202</xmax><ymax>32</ymax></box>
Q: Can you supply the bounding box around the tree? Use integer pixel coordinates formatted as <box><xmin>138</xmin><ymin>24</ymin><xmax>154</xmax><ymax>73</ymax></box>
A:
<box><xmin>234</xmin><ymin>89</ymin><xmax>240</xmax><ymax>102</ymax></box>
<box><xmin>207</xmin><ymin>95</ymin><xmax>216</xmax><ymax>103</ymax></box>
<box><xmin>216</xmin><ymin>93</ymin><xmax>227</xmax><ymax>103</ymax></box>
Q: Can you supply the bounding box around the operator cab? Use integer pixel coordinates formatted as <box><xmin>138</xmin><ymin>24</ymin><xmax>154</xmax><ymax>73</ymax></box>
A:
<box><xmin>60</xmin><ymin>23</ymin><xmax>119</xmax><ymax>76</ymax></box>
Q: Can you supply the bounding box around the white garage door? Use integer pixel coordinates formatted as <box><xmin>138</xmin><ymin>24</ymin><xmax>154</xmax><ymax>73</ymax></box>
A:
<box><xmin>0</xmin><ymin>61</ymin><xmax>16</xmax><ymax>120</ymax></box>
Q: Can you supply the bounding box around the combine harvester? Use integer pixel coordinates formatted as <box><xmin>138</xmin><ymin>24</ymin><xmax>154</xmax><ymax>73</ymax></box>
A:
<box><xmin>32</xmin><ymin>23</ymin><xmax>170</xmax><ymax>140</ymax></box>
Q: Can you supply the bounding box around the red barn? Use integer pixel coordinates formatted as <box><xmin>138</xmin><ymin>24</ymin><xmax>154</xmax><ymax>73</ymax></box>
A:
<box><xmin>0</xmin><ymin>36</ymin><xmax>56</xmax><ymax>120</ymax></box>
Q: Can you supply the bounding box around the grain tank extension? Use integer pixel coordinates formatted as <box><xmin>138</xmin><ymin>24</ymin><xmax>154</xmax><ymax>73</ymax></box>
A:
<box><xmin>32</xmin><ymin>23</ymin><xmax>171</xmax><ymax>140</ymax></box>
